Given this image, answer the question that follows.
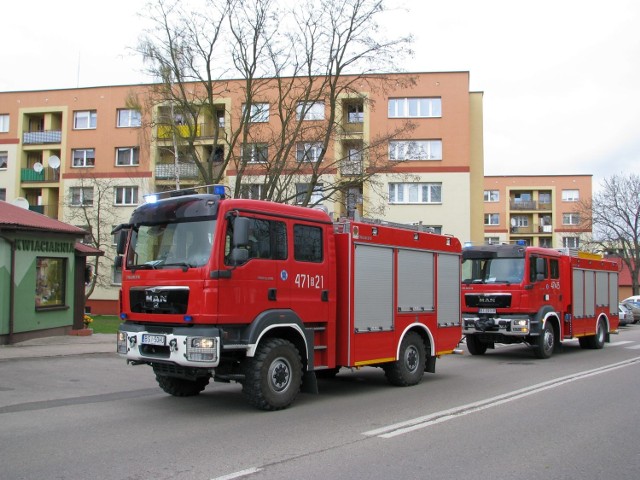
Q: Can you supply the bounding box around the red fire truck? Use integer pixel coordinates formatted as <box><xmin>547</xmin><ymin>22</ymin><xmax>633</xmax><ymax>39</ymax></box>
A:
<box><xmin>461</xmin><ymin>243</ymin><xmax>620</xmax><ymax>358</ymax></box>
<box><xmin>114</xmin><ymin>186</ymin><xmax>462</xmax><ymax>410</ymax></box>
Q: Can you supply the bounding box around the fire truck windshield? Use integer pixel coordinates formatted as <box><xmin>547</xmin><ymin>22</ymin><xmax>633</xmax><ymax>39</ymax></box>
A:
<box><xmin>462</xmin><ymin>257</ymin><xmax>525</xmax><ymax>285</ymax></box>
<box><xmin>127</xmin><ymin>219</ymin><xmax>215</xmax><ymax>269</ymax></box>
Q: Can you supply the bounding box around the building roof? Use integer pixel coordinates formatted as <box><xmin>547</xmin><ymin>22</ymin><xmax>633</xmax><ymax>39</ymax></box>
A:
<box><xmin>0</xmin><ymin>200</ymin><xmax>87</xmax><ymax>236</ymax></box>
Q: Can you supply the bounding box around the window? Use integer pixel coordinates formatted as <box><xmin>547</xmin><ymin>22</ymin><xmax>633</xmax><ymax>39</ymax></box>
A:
<box><xmin>35</xmin><ymin>257</ymin><xmax>67</xmax><ymax>309</ymax></box>
<box><xmin>539</xmin><ymin>192</ymin><xmax>552</xmax><ymax>204</ymax></box>
<box><xmin>484</xmin><ymin>190</ymin><xmax>499</xmax><ymax>202</ymax></box>
<box><xmin>484</xmin><ymin>213</ymin><xmax>500</xmax><ymax>225</ymax></box>
<box><xmin>296</xmin><ymin>102</ymin><xmax>325</xmax><ymax>121</ymax></box>
<box><xmin>563</xmin><ymin>237</ymin><xmax>580</xmax><ymax>249</ymax></box>
<box><xmin>388</xmin><ymin>183</ymin><xmax>442</xmax><ymax>204</ymax></box>
<box><xmin>296</xmin><ymin>142</ymin><xmax>323</xmax><ymax>162</ymax></box>
<box><xmin>0</xmin><ymin>188</ymin><xmax>6</xmax><ymax>201</ymax></box>
<box><xmin>243</xmin><ymin>103</ymin><xmax>269</xmax><ymax>123</ymax></box>
<box><xmin>225</xmin><ymin>217</ymin><xmax>287</xmax><ymax>264</ymax></box>
<box><xmin>550</xmin><ymin>259</ymin><xmax>560</xmax><ymax>279</ymax></box>
<box><xmin>114</xmin><ymin>186</ymin><xmax>138</xmax><ymax>206</ymax></box>
<box><xmin>562</xmin><ymin>189</ymin><xmax>579</xmax><ymax>202</ymax></box>
<box><xmin>116</xmin><ymin>147</ymin><xmax>139</xmax><ymax>166</ymax></box>
<box><xmin>0</xmin><ymin>114</ymin><xmax>9</xmax><ymax>132</ymax></box>
<box><xmin>529</xmin><ymin>256</ymin><xmax>548</xmax><ymax>282</ymax></box>
<box><xmin>485</xmin><ymin>237</ymin><xmax>500</xmax><ymax>245</ymax></box>
<box><xmin>347</xmin><ymin>103</ymin><xmax>364</xmax><ymax>123</ymax></box>
<box><xmin>512</xmin><ymin>216</ymin><xmax>529</xmax><ymax>227</ymax></box>
<box><xmin>72</xmin><ymin>149</ymin><xmax>95</xmax><ymax>167</ymax></box>
<box><xmin>294</xmin><ymin>225</ymin><xmax>323</xmax><ymax>262</ymax></box>
<box><xmin>388</xmin><ymin>97</ymin><xmax>442</xmax><ymax>118</ymax></box>
<box><xmin>73</xmin><ymin>110</ymin><xmax>97</xmax><ymax>129</ymax></box>
<box><xmin>241</xmin><ymin>143</ymin><xmax>268</xmax><ymax>163</ymax></box>
<box><xmin>70</xmin><ymin>187</ymin><xmax>94</xmax><ymax>206</ymax></box>
<box><xmin>563</xmin><ymin>213</ymin><xmax>580</xmax><ymax>225</ymax></box>
<box><xmin>296</xmin><ymin>183</ymin><xmax>324</xmax><ymax>205</ymax></box>
<box><xmin>389</xmin><ymin>140</ymin><xmax>442</xmax><ymax>160</ymax></box>
<box><xmin>117</xmin><ymin>109</ymin><xmax>141</xmax><ymax>127</ymax></box>
<box><xmin>239</xmin><ymin>183</ymin><xmax>264</xmax><ymax>200</ymax></box>
<box><xmin>216</xmin><ymin>108</ymin><xmax>225</xmax><ymax>128</ymax></box>
<box><xmin>0</xmin><ymin>151</ymin><xmax>7</xmax><ymax>169</ymax></box>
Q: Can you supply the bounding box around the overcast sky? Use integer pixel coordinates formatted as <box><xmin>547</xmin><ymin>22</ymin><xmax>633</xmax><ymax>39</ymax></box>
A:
<box><xmin>2</xmin><ymin>0</ymin><xmax>638</xmax><ymax>187</ymax></box>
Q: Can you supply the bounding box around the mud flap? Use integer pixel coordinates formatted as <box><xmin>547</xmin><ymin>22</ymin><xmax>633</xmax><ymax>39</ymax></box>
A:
<box><xmin>425</xmin><ymin>355</ymin><xmax>436</xmax><ymax>374</ymax></box>
<box><xmin>301</xmin><ymin>370</ymin><xmax>319</xmax><ymax>394</ymax></box>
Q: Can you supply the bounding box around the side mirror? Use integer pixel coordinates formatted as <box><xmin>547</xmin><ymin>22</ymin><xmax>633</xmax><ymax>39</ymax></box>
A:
<box><xmin>230</xmin><ymin>248</ymin><xmax>249</xmax><ymax>265</ymax></box>
<box><xmin>116</xmin><ymin>230</ymin><xmax>128</xmax><ymax>255</ymax></box>
<box><xmin>233</xmin><ymin>217</ymin><xmax>250</xmax><ymax>247</ymax></box>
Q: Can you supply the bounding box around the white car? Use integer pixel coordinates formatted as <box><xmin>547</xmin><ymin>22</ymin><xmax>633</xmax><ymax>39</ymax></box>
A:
<box><xmin>619</xmin><ymin>304</ymin><xmax>633</xmax><ymax>326</ymax></box>
<box><xmin>622</xmin><ymin>295</ymin><xmax>640</xmax><ymax>303</ymax></box>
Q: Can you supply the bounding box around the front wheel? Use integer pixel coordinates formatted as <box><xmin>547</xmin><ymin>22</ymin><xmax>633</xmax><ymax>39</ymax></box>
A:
<box><xmin>242</xmin><ymin>338</ymin><xmax>303</xmax><ymax>411</ymax></box>
<box><xmin>384</xmin><ymin>332</ymin><xmax>426</xmax><ymax>386</ymax></box>
<box><xmin>533</xmin><ymin>321</ymin><xmax>555</xmax><ymax>359</ymax></box>
<box><xmin>155</xmin><ymin>375</ymin><xmax>209</xmax><ymax>397</ymax></box>
<box><xmin>581</xmin><ymin>318</ymin><xmax>606</xmax><ymax>349</ymax></box>
<box><xmin>466</xmin><ymin>335</ymin><xmax>488</xmax><ymax>355</ymax></box>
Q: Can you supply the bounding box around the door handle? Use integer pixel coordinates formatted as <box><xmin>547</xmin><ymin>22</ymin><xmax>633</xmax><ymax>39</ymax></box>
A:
<box><xmin>268</xmin><ymin>288</ymin><xmax>277</xmax><ymax>301</ymax></box>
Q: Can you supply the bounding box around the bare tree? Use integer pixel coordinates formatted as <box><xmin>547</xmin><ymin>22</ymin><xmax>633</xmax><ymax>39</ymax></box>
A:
<box><xmin>578</xmin><ymin>173</ymin><xmax>640</xmax><ymax>295</ymax></box>
<box><xmin>63</xmin><ymin>175</ymin><xmax>143</xmax><ymax>299</ymax></box>
<box><xmin>134</xmin><ymin>0</ymin><xmax>415</xmax><ymax>214</ymax></box>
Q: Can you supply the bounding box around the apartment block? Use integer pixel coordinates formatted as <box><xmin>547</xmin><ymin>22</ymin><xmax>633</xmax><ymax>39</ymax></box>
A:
<box><xmin>0</xmin><ymin>72</ymin><xmax>484</xmax><ymax>313</ymax></box>
<box><xmin>482</xmin><ymin>175</ymin><xmax>591</xmax><ymax>248</ymax></box>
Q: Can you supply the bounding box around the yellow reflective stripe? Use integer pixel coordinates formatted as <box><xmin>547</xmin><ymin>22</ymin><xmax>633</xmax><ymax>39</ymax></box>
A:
<box><xmin>354</xmin><ymin>357</ymin><xmax>396</xmax><ymax>366</ymax></box>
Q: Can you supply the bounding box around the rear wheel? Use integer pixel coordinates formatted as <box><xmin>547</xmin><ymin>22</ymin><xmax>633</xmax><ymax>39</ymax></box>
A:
<box><xmin>466</xmin><ymin>335</ymin><xmax>488</xmax><ymax>355</ymax></box>
<box><xmin>384</xmin><ymin>332</ymin><xmax>426</xmax><ymax>386</ymax></box>
<box><xmin>242</xmin><ymin>338</ymin><xmax>302</xmax><ymax>411</ymax></box>
<box><xmin>533</xmin><ymin>321</ymin><xmax>555</xmax><ymax>359</ymax></box>
<box><xmin>155</xmin><ymin>375</ymin><xmax>209</xmax><ymax>397</ymax></box>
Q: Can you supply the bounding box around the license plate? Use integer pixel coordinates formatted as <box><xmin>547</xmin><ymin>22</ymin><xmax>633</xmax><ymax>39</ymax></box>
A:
<box><xmin>479</xmin><ymin>308</ymin><xmax>496</xmax><ymax>314</ymax></box>
<box><xmin>141</xmin><ymin>334</ymin><xmax>166</xmax><ymax>346</ymax></box>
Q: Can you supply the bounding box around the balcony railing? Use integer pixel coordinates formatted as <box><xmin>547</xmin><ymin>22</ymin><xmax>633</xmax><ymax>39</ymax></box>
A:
<box><xmin>340</xmin><ymin>159</ymin><xmax>363</xmax><ymax>176</ymax></box>
<box><xmin>155</xmin><ymin>163</ymin><xmax>199</xmax><ymax>180</ymax></box>
<box><xmin>510</xmin><ymin>224</ymin><xmax>553</xmax><ymax>234</ymax></box>
<box><xmin>21</xmin><ymin>168</ymin><xmax>60</xmax><ymax>182</ymax></box>
<box><xmin>23</xmin><ymin>130</ymin><xmax>62</xmax><ymax>144</ymax></box>
<box><xmin>510</xmin><ymin>200</ymin><xmax>553</xmax><ymax>211</ymax></box>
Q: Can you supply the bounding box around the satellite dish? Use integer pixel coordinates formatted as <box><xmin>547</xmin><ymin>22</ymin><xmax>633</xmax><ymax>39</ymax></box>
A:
<box><xmin>510</xmin><ymin>218</ymin><xmax>516</xmax><ymax>227</ymax></box>
<box><xmin>12</xmin><ymin>197</ymin><xmax>30</xmax><ymax>209</ymax></box>
<box><xmin>48</xmin><ymin>155</ymin><xmax>60</xmax><ymax>169</ymax></box>
<box><xmin>33</xmin><ymin>162</ymin><xmax>44</xmax><ymax>173</ymax></box>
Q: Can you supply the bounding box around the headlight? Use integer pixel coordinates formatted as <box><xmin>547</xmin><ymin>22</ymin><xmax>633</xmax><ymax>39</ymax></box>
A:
<box><xmin>117</xmin><ymin>331</ymin><xmax>128</xmax><ymax>354</ymax></box>
<box><xmin>186</xmin><ymin>337</ymin><xmax>218</xmax><ymax>362</ymax></box>
<box><xmin>512</xmin><ymin>319</ymin><xmax>530</xmax><ymax>333</ymax></box>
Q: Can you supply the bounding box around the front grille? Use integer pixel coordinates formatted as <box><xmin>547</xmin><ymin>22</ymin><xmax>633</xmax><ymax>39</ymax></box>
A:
<box><xmin>465</xmin><ymin>293</ymin><xmax>512</xmax><ymax>309</ymax></box>
<box><xmin>130</xmin><ymin>287</ymin><xmax>189</xmax><ymax>314</ymax></box>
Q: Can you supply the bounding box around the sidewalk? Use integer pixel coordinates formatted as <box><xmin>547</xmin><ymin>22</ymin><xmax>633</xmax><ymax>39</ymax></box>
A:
<box><xmin>0</xmin><ymin>333</ymin><xmax>116</xmax><ymax>360</ymax></box>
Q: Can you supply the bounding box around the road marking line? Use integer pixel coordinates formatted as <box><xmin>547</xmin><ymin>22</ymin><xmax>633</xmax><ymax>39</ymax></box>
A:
<box><xmin>608</xmin><ymin>341</ymin><xmax>635</xmax><ymax>346</ymax></box>
<box><xmin>211</xmin><ymin>467</ymin><xmax>263</xmax><ymax>480</ymax></box>
<box><xmin>625</xmin><ymin>344</ymin><xmax>640</xmax><ymax>350</ymax></box>
<box><xmin>363</xmin><ymin>357</ymin><xmax>640</xmax><ymax>439</ymax></box>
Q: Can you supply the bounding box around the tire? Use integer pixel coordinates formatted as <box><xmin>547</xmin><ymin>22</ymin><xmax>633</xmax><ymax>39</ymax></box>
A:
<box><xmin>466</xmin><ymin>335</ymin><xmax>488</xmax><ymax>355</ymax></box>
<box><xmin>579</xmin><ymin>318</ymin><xmax>607</xmax><ymax>349</ymax></box>
<box><xmin>533</xmin><ymin>321</ymin><xmax>555</xmax><ymax>359</ymax></box>
<box><xmin>384</xmin><ymin>332</ymin><xmax>426</xmax><ymax>387</ymax></box>
<box><xmin>155</xmin><ymin>375</ymin><xmax>209</xmax><ymax>397</ymax></box>
<box><xmin>242</xmin><ymin>338</ymin><xmax>303</xmax><ymax>411</ymax></box>
<box><xmin>593</xmin><ymin>318</ymin><xmax>606</xmax><ymax>349</ymax></box>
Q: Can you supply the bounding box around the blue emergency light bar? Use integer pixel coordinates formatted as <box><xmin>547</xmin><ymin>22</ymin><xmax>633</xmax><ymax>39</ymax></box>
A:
<box><xmin>143</xmin><ymin>184</ymin><xmax>228</xmax><ymax>203</ymax></box>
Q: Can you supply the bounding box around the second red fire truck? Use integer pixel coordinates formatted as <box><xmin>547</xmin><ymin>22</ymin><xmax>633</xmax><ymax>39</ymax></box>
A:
<box><xmin>461</xmin><ymin>243</ymin><xmax>620</xmax><ymax>358</ymax></box>
<box><xmin>114</xmin><ymin>186</ymin><xmax>463</xmax><ymax>410</ymax></box>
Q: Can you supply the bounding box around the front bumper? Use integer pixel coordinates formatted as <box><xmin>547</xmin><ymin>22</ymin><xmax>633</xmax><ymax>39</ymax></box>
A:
<box><xmin>117</xmin><ymin>323</ymin><xmax>222</xmax><ymax>368</ymax></box>
<box><xmin>462</xmin><ymin>315</ymin><xmax>533</xmax><ymax>337</ymax></box>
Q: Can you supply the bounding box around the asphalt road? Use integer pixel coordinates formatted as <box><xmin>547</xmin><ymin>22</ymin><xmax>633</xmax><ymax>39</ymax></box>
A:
<box><xmin>2</xmin><ymin>326</ymin><xmax>639</xmax><ymax>480</ymax></box>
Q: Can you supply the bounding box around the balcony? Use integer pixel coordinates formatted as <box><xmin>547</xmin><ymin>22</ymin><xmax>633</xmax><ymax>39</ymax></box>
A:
<box><xmin>155</xmin><ymin>163</ymin><xmax>199</xmax><ymax>180</ymax></box>
<box><xmin>340</xmin><ymin>159</ymin><xmax>363</xmax><ymax>176</ymax></box>
<box><xmin>21</xmin><ymin>168</ymin><xmax>60</xmax><ymax>183</ymax></box>
<box><xmin>509</xmin><ymin>200</ymin><xmax>553</xmax><ymax>211</ymax></box>
<box><xmin>23</xmin><ymin>130</ymin><xmax>62</xmax><ymax>144</ymax></box>
<box><xmin>510</xmin><ymin>224</ymin><xmax>553</xmax><ymax>235</ymax></box>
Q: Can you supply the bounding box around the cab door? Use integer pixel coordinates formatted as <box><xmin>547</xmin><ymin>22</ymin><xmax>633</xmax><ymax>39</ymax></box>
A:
<box><xmin>216</xmin><ymin>215</ymin><xmax>286</xmax><ymax>324</ymax></box>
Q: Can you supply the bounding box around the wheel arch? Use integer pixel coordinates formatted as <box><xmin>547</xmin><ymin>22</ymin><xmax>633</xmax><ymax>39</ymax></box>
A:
<box><xmin>540</xmin><ymin>309</ymin><xmax>561</xmax><ymax>348</ymax></box>
<box><xmin>245</xmin><ymin>310</ymin><xmax>310</xmax><ymax>369</ymax></box>
<box><xmin>397</xmin><ymin>323</ymin><xmax>434</xmax><ymax>358</ymax></box>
